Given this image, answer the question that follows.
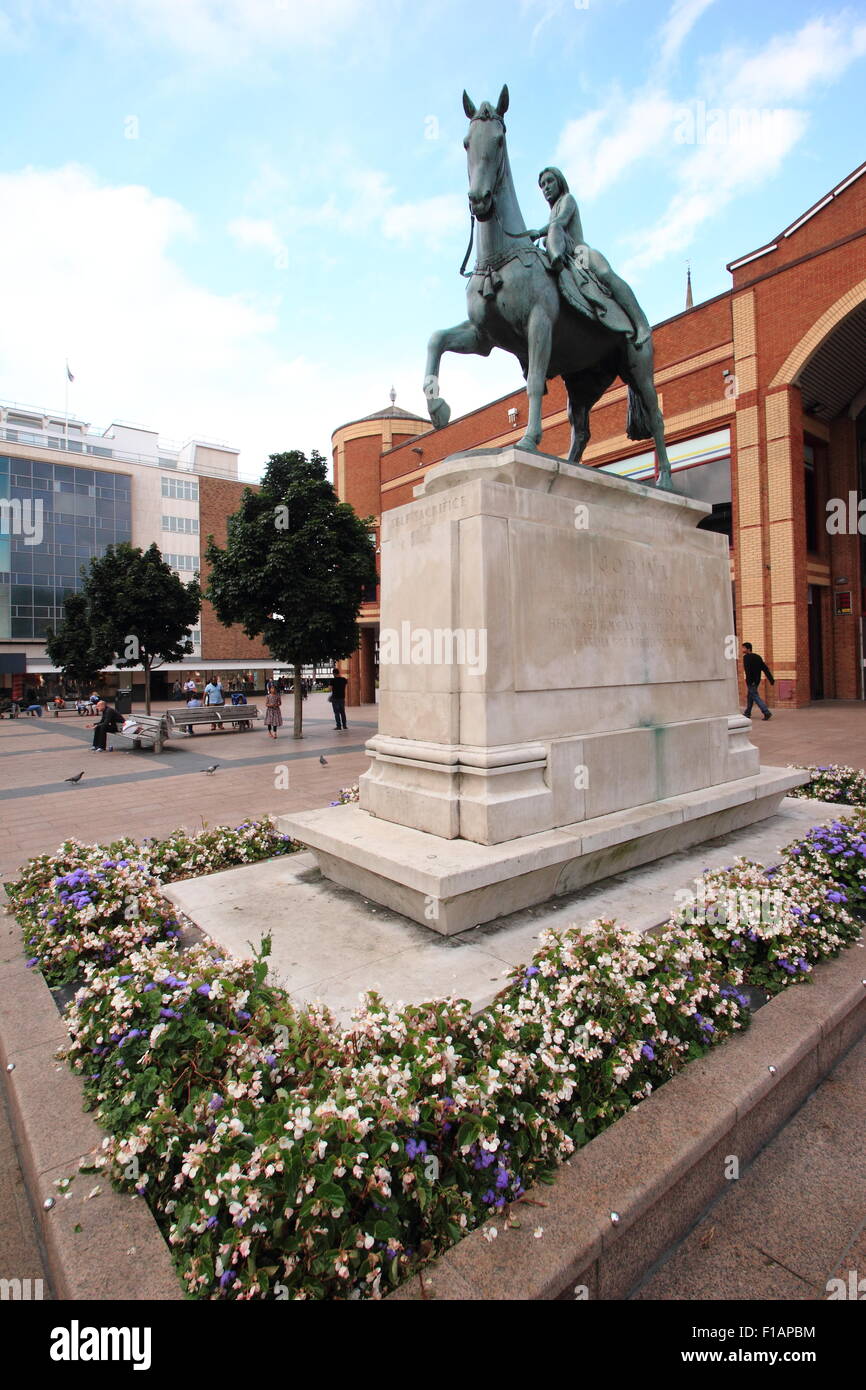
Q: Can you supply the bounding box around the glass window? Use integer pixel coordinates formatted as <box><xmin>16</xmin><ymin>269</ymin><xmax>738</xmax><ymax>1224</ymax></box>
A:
<box><xmin>161</xmin><ymin>477</ymin><xmax>199</xmax><ymax>500</ymax></box>
<box><xmin>804</xmin><ymin>445</ymin><xmax>818</xmax><ymax>553</ymax></box>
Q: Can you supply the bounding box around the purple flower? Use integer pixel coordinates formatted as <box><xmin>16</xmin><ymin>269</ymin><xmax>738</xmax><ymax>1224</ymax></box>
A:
<box><xmin>640</xmin><ymin>1043</ymin><xmax>655</xmax><ymax>1061</ymax></box>
<box><xmin>219</xmin><ymin>1271</ymin><xmax>236</xmax><ymax>1289</ymax></box>
<box><xmin>196</xmin><ymin>984</ymin><xmax>211</xmax><ymax>996</ymax></box>
<box><xmin>209</xmin><ymin>1095</ymin><xmax>224</xmax><ymax>1111</ymax></box>
<box><xmin>405</xmin><ymin>1137</ymin><xmax>428</xmax><ymax>1160</ymax></box>
<box><xmin>159</xmin><ymin>1007</ymin><xmax>182</xmax><ymax>1019</ymax></box>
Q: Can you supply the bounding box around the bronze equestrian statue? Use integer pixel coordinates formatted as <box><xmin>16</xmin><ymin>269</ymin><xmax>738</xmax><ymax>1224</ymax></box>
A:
<box><xmin>423</xmin><ymin>85</ymin><xmax>672</xmax><ymax>488</ymax></box>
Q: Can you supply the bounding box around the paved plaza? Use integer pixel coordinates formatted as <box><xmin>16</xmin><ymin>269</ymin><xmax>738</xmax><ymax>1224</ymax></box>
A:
<box><xmin>0</xmin><ymin>693</ymin><xmax>376</xmax><ymax>884</ymax></box>
<box><xmin>2</xmin><ymin>698</ymin><xmax>866</xmax><ymax>1300</ymax></box>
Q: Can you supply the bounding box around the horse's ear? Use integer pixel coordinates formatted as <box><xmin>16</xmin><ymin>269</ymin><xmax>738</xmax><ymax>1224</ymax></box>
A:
<box><xmin>496</xmin><ymin>84</ymin><xmax>509</xmax><ymax>118</ymax></box>
<box><xmin>463</xmin><ymin>91</ymin><xmax>477</xmax><ymax>119</ymax></box>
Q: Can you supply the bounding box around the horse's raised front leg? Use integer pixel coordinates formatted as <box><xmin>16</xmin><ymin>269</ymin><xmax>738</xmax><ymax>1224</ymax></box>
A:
<box><xmin>518</xmin><ymin>304</ymin><xmax>553</xmax><ymax>450</ymax></box>
<box><xmin>424</xmin><ymin>320</ymin><xmax>492</xmax><ymax>429</ymax></box>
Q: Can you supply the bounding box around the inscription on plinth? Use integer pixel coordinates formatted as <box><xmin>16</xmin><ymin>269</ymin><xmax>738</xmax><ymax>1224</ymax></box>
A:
<box><xmin>510</xmin><ymin>521</ymin><xmax>728</xmax><ymax>691</ymax></box>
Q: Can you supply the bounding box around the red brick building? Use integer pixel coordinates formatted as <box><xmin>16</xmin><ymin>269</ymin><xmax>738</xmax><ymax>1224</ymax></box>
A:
<box><xmin>334</xmin><ymin>160</ymin><xmax>866</xmax><ymax>708</ymax></box>
<box><xmin>197</xmin><ymin>474</ymin><xmax>272</xmax><ymax>666</ymax></box>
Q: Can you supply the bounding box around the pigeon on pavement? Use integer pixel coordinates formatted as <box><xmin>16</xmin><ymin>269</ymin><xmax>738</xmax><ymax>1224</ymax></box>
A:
<box><xmin>202</xmin><ymin>764</ymin><xmax>220</xmax><ymax>775</ymax></box>
<box><xmin>64</xmin><ymin>771</ymin><xmax>85</xmax><ymax>784</ymax></box>
<box><xmin>319</xmin><ymin>755</ymin><xmax>328</xmax><ymax>765</ymax></box>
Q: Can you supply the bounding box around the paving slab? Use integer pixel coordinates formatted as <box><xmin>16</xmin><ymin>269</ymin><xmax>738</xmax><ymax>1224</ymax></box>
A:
<box><xmin>167</xmin><ymin>796</ymin><xmax>848</xmax><ymax>1020</ymax></box>
<box><xmin>634</xmin><ymin>1032</ymin><xmax>866</xmax><ymax>1301</ymax></box>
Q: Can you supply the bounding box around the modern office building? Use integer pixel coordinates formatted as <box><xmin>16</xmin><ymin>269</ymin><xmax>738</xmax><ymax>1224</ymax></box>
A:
<box><xmin>334</xmin><ymin>159</ymin><xmax>866</xmax><ymax>709</ymax></box>
<box><xmin>0</xmin><ymin>402</ymin><xmax>275</xmax><ymax>701</ymax></box>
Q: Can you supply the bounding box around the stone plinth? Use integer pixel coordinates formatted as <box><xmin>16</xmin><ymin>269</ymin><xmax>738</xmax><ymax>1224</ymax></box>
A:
<box><xmin>282</xmin><ymin>447</ymin><xmax>807</xmax><ymax>932</ymax></box>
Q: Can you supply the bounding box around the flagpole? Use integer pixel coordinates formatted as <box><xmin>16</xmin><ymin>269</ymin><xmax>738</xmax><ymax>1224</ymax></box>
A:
<box><xmin>64</xmin><ymin>361</ymin><xmax>69</xmax><ymax>451</ymax></box>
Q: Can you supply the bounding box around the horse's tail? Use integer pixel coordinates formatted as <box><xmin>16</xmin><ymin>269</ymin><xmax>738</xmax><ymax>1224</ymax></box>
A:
<box><xmin>626</xmin><ymin>383</ymin><xmax>653</xmax><ymax>441</ymax></box>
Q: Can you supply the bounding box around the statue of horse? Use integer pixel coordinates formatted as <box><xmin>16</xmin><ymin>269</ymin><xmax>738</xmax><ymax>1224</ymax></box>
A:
<box><xmin>423</xmin><ymin>85</ymin><xmax>672</xmax><ymax>488</ymax></box>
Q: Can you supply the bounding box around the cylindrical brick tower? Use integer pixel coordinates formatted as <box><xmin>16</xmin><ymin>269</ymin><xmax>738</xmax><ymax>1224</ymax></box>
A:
<box><xmin>332</xmin><ymin>390</ymin><xmax>428</xmax><ymax>705</ymax></box>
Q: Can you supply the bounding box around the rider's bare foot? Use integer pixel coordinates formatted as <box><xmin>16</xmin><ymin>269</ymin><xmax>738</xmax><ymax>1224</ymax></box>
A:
<box><xmin>633</xmin><ymin>324</ymin><xmax>650</xmax><ymax>349</ymax></box>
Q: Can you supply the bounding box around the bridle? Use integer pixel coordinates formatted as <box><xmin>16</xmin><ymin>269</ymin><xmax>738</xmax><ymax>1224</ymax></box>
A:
<box><xmin>459</xmin><ymin>116</ymin><xmax>533</xmax><ymax>279</ymax></box>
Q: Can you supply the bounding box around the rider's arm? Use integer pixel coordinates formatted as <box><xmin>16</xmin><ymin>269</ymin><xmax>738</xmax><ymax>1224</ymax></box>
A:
<box><xmin>549</xmin><ymin>192</ymin><xmax>583</xmax><ymax>243</ymax></box>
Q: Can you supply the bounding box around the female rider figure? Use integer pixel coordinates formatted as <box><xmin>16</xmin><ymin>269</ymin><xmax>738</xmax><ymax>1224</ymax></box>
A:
<box><xmin>529</xmin><ymin>166</ymin><xmax>650</xmax><ymax>350</ymax></box>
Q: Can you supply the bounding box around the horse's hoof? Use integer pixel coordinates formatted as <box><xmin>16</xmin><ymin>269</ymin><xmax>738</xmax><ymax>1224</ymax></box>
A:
<box><xmin>516</xmin><ymin>435</ymin><xmax>539</xmax><ymax>452</ymax></box>
<box><xmin>429</xmin><ymin>398</ymin><xmax>451</xmax><ymax>430</ymax></box>
<box><xmin>655</xmin><ymin>471</ymin><xmax>674</xmax><ymax>492</ymax></box>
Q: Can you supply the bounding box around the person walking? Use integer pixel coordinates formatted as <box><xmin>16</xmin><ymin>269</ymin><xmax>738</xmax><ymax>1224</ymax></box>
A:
<box><xmin>264</xmin><ymin>680</ymin><xmax>282</xmax><ymax>738</ymax></box>
<box><xmin>90</xmin><ymin>699</ymin><xmax>121</xmax><ymax>751</ymax></box>
<box><xmin>204</xmin><ymin>676</ymin><xmax>224</xmax><ymax>732</ymax></box>
<box><xmin>742</xmin><ymin>642</ymin><xmax>774</xmax><ymax>720</ymax></box>
<box><xmin>330</xmin><ymin>666</ymin><xmax>348</xmax><ymax>731</ymax></box>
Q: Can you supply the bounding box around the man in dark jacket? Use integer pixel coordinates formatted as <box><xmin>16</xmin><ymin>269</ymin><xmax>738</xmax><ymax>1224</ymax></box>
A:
<box><xmin>742</xmin><ymin>643</ymin><xmax>774</xmax><ymax>720</ymax></box>
<box><xmin>330</xmin><ymin>666</ymin><xmax>348</xmax><ymax>730</ymax></box>
<box><xmin>90</xmin><ymin>700</ymin><xmax>122</xmax><ymax>751</ymax></box>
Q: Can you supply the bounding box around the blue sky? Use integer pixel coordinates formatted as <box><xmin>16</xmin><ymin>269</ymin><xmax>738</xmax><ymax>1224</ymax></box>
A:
<box><xmin>1</xmin><ymin>0</ymin><xmax>865</xmax><ymax>479</ymax></box>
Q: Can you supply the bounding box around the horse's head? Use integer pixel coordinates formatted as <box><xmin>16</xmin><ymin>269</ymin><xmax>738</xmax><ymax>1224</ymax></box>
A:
<box><xmin>462</xmin><ymin>85</ymin><xmax>509</xmax><ymax>222</ymax></box>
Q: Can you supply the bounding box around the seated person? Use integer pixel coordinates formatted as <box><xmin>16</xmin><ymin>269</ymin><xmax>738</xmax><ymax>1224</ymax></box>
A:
<box><xmin>185</xmin><ymin>693</ymin><xmax>201</xmax><ymax>735</ymax></box>
<box><xmin>90</xmin><ymin>700</ymin><xmax>121</xmax><ymax>751</ymax></box>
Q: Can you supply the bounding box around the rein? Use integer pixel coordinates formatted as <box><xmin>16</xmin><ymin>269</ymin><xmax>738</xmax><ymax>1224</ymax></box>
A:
<box><xmin>459</xmin><ymin>130</ymin><xmax>536</xmax><ymax>278</ymax></box>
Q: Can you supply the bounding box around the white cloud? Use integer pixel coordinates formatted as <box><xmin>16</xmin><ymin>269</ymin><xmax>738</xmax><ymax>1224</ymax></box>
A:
<box><xmin>658</xmin><ymin>0</ymin><xmax>717</xmax><ymax>68</ymax></box>
<box><xmin>0</xmin><ymin>162</ymin><xmax>512</xmax><ymax>479</ymax></box>
<box><xmin>711</xmin><ymin>15</ymin><xmax>866</xmax><ymax>105</ymax></box>
<box><xmin>228</xmin><ymin>217</ymin><xmax>286</xmax><ymax>257</ymax></box>
<box><xmin>65</xmin><ymin>0</ymin><xmax>368</xmax><ymax>62</ymax></box>
<box><xmin>557</xmin><ymin>93</ymin><xmax>680</xmax><ymax>200</ymax></box>
<box><xmin>553</xmin><ymin>10</ymin><xmax>866</xmax><ymax>280</ymax></box>
<box><xmin>382</xmin><ymin>194</ymin><xmax>466</xmax><ymax>246</ymax></box>
<box><xmin>234</xmin><ymin>156</ymin><xmax>465</xmax><ymax>254</ymax></box>
<box><xmin>622</xmin><ymin>108</ymin><xmax>807</xmax><ymax>272</ymax></box>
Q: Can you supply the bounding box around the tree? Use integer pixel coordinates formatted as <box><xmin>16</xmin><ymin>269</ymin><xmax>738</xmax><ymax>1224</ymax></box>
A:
<box><xmin>81</xmin><ymin>543</ymin><xmax>201</xmax><ymax>714</ymax></box>
<box><xmin>45</xmin><ymin>591</ymin><xmax>114</xmax><ymax>692</ymax></box>
<box><xmin>205</xmin><ymin>450</ymin><xmax>377</xmax><ymax>738</ymax></box>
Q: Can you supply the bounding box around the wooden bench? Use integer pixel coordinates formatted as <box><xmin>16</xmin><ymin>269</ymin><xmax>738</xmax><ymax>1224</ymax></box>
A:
<box><xmin>167</xmin><ymin>706</ymin><xmax>259</xmax><ymax>736</ymax></box>
<box><xmin>109</xmin><ymin>713</ymin><xmax>170</xmax><ymax>754</ymax></box>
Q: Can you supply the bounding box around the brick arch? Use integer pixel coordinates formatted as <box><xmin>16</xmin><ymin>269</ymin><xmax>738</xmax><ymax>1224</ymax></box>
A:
<box><xmin>770</xmin><ymin>275</ymin><xmax>866</xmax><ymax>389</ymax></box>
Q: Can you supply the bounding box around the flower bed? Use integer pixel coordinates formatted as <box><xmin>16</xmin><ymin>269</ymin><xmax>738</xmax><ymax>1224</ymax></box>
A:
<box><xmin>330</xmin><ymin>785</ymin><xmax>360</xmax><ymax>805</ymax></box>
<box><xmin>5</xmin><ymin>810</ymin><xmax>865</xmax><ymax>1299</ymax></box>
<box><xmin>788</xmin><ymin>764</ymin><xmax>866</xmax><ymax>805</ymax></box>
<box><xmin>6</xmin><ymin>818</ymin><xmax>297</xmax><ymax>987</ymax></box>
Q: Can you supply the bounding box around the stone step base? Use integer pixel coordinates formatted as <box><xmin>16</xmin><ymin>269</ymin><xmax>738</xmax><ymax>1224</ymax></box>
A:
<box><xmin>280</xmin><ymin>765</ymin><xmax>806</xmax><ymax>935</ymax></box>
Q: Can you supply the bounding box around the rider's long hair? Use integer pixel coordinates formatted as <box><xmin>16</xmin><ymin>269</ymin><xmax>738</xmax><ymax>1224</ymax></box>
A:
<box><xmin>538</xmin><ymin>166</ymin><xmax>569</xmax><ymax>197</ymax></box>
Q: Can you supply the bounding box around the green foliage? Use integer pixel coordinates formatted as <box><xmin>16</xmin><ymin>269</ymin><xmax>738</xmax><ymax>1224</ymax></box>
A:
<box><xmin>85</xmin><ymin>541</ymin><xmax>201</xmax><ymax>673</ymax></box>
<box><xmin>45</xmin><ymin>591</ymin><xmax>114</xmax><ymax>689</ymax></box>
<box><xmin>205</xmin><ymin>450</ymin><xmax>377</xmax><ymax>668</ymax></box>
<box><xmin>7</xmin><ymin>818</ymin><xmax>297</xmax><ymax>987</ymax></box>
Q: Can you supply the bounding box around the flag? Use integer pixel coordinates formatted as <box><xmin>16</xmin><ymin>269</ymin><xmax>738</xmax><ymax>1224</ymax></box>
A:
<box><xmin>66</xmin><ymin>362</ymin><xmax>74</xmax><ymax>382</ymax></box>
